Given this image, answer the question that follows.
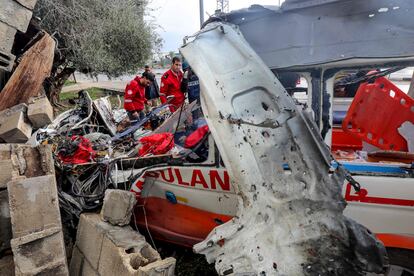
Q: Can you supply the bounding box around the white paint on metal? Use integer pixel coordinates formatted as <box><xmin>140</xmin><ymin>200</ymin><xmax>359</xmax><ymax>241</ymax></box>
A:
<box><xmin>180</xmin><ymin>22</ymin><xmax>387</xmax><ymax>275</ymax></box>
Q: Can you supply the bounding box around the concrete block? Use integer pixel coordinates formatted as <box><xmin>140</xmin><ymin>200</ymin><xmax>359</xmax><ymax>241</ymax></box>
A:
<box><xmin>27</xmin><ymin>96</ymin><xmax>54</xmax><ymax>129</ymax></box>
<box><xmin>75</xmin><ymin>214</ymin><xmax>106</xmax><ymax>270</ymax></box>
<box><xmin>0</xmin><ymin>21</ymin><xmax>17</xmax><ymax>53</ymax></box>
<box><xmin>81</xmin><ymin>257</ymin><xmax>99</xmax><ymax>276</ymax></box>
<box><xmin>69</xmin><ymin>246</ymin><xmax>84</xmax><ymax>276</ymax></box>
<box><xmin>7</xmin><ymin>166</ymin><xmax>68</xmax><ymax>275</ymax></box>
<box><xmin>7</xmin><ymin>175</ymin><xmax>62</xmax><ymax>238</ymax></box>
<box><xmin>0</xmin><ymin>50</ymin><xmax>15</xmax><ymax>72</ymax></box>
<box><xmin>0</xmin><ymin>255</ymin><xmax>15</xmax><ymax>276</ymax></box>
<box><xmin>76</xmin><ymin>213</ymin><xmax>166</xmax><ymax>276</ymax></box>
<box><xmin>14</xmin><ymin>0</ymin><xmax>38</xmax><ymax>10</ymax></box>
<box><xmin>8</xmin><ymin>144</ymin><xmax>55</xmax><ymax>178</ymax></box>
<box><xmin>11</xmin><ymin>227</ymin><xmax>68</xmax><ymax>275</ymax></box>
<box><xmin>0</xmin><ymin>0</ymin><xmax>33</xmax><ymax>33</ymax></box>
<box><xmin>0</xmin><ymin>160</ymin><xmax>13</xmax><ymax>188</ymax></box>
<box><xmin>138</xmin><ymin>257</ymin><xmax>176</xmax><ymax>276</ymax></box>
<box><xmin>70</xmin><ymin>245</ymin><xmax>101</xmax><ymax>276</ymax></box>
<box><xmin>0</xmin><ymin>144</ymin><xmax>13</xmax><ymax>189</ymax></box>
<box><xmin>98</xmin><ymin>228</ymin><xmax>160</xmax><ymax>276</ymax></box>
<box><xmin>0</xmin><ymin>106</ymin><xmax>32</xmax><ymax>143</ymax></box>
<box><xmin>0</xmin><ymin>190</ymin><xmax>12</xmax><ymax>253</ymax></box>
<box><xmin>101</xmin><ymin>189</ymin><xmax>137</xmax><ymax>226</ymax></box>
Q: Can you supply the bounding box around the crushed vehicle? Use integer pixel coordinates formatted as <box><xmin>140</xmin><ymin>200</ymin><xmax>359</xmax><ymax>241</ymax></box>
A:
<box><xmin>29</xmin><ymin>0</ymin><xmax>414</xmax><ymax>275</ymax></box>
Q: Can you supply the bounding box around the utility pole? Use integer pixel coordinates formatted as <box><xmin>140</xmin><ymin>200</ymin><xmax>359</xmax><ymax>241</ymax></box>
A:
<box><xmin>199</xmin><ymin>0</ymin><xmax>204</xmax><ymax>28</ymax></box>
<box><xmin>217</xmin><ymin>0</ymin><xmax>229</xmax><ymax>13</ymax></box>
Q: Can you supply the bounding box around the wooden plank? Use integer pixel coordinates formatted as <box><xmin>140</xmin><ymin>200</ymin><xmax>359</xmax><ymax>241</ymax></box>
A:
<box><xmin>0</xmin><ymin>33</ymin><xmax>55</xmax><ymax>111</ymax></box>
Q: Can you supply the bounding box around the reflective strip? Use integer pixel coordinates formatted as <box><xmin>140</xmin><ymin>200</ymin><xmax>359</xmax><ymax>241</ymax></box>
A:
<box><xmin>189</xmin><ymin>80</ymin><xmax>199</xmax><ymax>86</ymax></box>
<box><xmin>124</xmin><ymin>99</ymin><xmax>133</xmax><ymax>103</ymax></box>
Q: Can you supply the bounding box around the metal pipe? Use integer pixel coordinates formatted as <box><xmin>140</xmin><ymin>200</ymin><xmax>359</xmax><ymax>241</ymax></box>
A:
<box><xmin>199</xmin><ymin>0</ymin><xmax>204</xmax><ymax>28</ymax></box>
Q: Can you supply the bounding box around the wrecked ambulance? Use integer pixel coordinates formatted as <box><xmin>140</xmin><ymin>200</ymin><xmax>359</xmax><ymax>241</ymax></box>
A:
<box><xmin>126</xmin><ymin>1</ymin><xmax>414</xmax><ymax>275</ymax></box>
<box><xmin>32</xmin><ymin>0</ymin><xmax>414</xmax><ymax>275</ymax></box>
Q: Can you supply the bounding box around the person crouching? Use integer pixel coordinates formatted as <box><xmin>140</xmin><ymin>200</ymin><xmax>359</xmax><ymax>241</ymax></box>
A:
<box><xmin>124</xmin><ymin>71</ymin><xmax>154</xmax><ymax>121</ymax></box>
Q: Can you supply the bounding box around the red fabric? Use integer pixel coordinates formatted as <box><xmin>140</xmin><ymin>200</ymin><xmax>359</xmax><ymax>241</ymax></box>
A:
<box><xmin>58</xmin><ymin>136</ymin><xmax>96</xmax><ymax>164</ymax></box>
<box><xmin>160</xmin><ymin>69</ymin><xmax>184</xmax><ymax>112</ymax></box>
<box><xmin>138</xmin><ymin>133</ymin><xmax>174</xmax><ymax>156</ymax></box>
<box><xmin>124</xmin><ymin>77</ymin><xmax>147</xmax><ymax>111</ymax></box>
<box><xmin>185</xmin><ymin>125</ymin><xmax>209</xmax><ymax>148</ymax></box>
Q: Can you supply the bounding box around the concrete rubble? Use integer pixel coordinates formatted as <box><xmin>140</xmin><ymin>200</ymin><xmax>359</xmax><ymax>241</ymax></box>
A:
<box><xmin>7</xmin><ymin>145</ymin><xmax>68</xmax><ymax>275</ymax></box>
<box><xmin>0</xmin><ymin>104</ymin><xmax>32</xmax><ymax>143</ymax></box>
<box><xmin>101</xmin><ymin>189</ymin><xmax>137</xmax><ymax>226</ymax></box>
<box><xmin>0</xmin><ymin>0</ymin><xmax>38</xmax><ymax>71</ymax></box>
<box><xmin>70</xmin><ymin>191</ymin><xmax>176</xmax><ymax>276</ymax></box>
<box><xmin>0</xmin><ymin>96</ymin><xmax>54</xmax><ymax>143</ymax></box>
<box><xmin>0</xmin><ymin>189</ymin><xmax>12</xmax><ymax>253</ymax></box>
<box><xmin>27</xmin><ymin>96</ymin><xmax>54</xmax><ymax>129</ymax></box>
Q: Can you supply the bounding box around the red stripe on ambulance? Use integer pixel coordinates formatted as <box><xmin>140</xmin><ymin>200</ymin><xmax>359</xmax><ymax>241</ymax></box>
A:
<box><xmin>345</xmin><ymin>183</ymin><xmax>414</xmax><ymax>207</ymax></box>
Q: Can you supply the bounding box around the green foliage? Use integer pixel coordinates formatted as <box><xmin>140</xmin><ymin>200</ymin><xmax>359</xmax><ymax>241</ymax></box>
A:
<box><xmin>34</xmin><ymin>0</ymin><xmax>162</xmax><ymax>77</ymax></box>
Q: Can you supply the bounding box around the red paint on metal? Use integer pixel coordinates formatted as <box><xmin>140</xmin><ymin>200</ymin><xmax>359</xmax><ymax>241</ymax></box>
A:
<box><xmin>210</xmin><ymin>170</ymin><xmax>230</xmax><ymax>191</ymax></box>
<box><xmin>345</xmin><ymin>183</ymin><xmax>414</xmax><ymax>207</ymax></box>
<box><xmin>377</xmin><ymin>234</ymin><xmax>414</xmax><ymax>251</ymax></box>
<box><xmin>190</xmin><ymin>169</ymin><xmax>209</xmax><ymax>189</ymax></box>
<box><xmin>134</xmin><ymin>197</ymin><xmax>232</xmax><ymax>247</ymax></box>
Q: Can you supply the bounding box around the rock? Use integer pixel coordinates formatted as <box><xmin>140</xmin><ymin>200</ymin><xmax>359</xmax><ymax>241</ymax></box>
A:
<box><xmin>101</xmin><ymin>189</ymin><xmax>137</xmax><ymax>226</ymax></box>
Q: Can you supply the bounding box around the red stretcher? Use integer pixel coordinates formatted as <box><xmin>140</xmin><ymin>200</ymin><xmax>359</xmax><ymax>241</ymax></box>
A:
<box><xmin>342</xmin><ymin>77</ymin><xmax>414</xmax><ymax>152</ymax></box>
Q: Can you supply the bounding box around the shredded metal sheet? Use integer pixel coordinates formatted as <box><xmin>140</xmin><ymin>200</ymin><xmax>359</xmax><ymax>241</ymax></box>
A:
<box><xmin>181</xmin><ymin>22</ymin><xmax>387</xmax><ymax>275</ymax></box>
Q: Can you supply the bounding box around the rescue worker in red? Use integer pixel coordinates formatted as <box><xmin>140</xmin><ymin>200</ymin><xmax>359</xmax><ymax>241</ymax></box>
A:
<box><xmin>124</xmin><ymin>71</ymin><xmax>154</xmax><ymax>121</ymax></box>
<box><xmin>160</xmin><ymin>57</ymin><xmax>184</xmax><ymax>112</ymax></box>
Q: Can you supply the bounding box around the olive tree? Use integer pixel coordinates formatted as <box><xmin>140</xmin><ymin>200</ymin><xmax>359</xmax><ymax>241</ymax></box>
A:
<box><xmin>34</xmin><ymin>0</ymin><xmax>161</xmax><ymax>105</ymax></box>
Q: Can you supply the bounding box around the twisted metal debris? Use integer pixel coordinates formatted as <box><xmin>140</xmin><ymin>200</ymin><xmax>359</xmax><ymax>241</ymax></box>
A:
<box><xmin>181</xmin><ymin>22</ymin><xmax>388</xmax><ymax>275</ymax></box>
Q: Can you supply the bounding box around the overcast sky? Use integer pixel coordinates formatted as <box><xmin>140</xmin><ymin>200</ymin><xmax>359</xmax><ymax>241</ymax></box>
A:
<box><xmin>148</xmin><ymin>0</ymin><xmax>283</xmax><ymax>52</ymax></box>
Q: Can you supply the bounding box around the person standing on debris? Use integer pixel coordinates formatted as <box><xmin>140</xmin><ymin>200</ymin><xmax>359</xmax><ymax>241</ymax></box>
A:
<box><xmin>143</xmin><ymin>65</ymin><xmax>160</xmax><ymax>109</ymax></box>
<box><xmin>124</xmin><ymin>71</ymin><xmax>154</xmax><ymax>121</ymax></box>
<box><xmin>160</xmin><ymin>57</ymin><xmax>184</xmax><ymax>112</ymax></box>
<box><xmin>181</xmin><ymin>61</ymin><xmax>202</xmax><ymax>119</ymax></box>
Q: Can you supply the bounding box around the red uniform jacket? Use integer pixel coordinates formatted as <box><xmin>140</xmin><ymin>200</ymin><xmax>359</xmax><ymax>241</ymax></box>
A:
<box><xmin>124</xmin><ymin>77</ymin><xmax>147</xmax><ymax>112</ymax></box>
<box><xmin>160</xmin><ymin>69</ymin><xmax>184</xmax><ymax>112</ymax></box>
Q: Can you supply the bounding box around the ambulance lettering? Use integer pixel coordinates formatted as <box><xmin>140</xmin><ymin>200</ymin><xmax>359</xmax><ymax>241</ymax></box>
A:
<box><xmin>344</xmin><ymin>183</ymin><xmax>414</xmax><ymax>207</ymax></box>
<box><xmin>131</xmin><ymin>168</ymin><xmax>231</xmax><ymax>194</ymax></box>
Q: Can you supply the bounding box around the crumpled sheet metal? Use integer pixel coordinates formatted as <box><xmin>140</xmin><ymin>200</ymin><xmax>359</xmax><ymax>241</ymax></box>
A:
<box><xmin>218</xmin><ymin>0</ymin><xmax>414</xmax><ymax>69</ymax></box>
<box><xmin>180</xmin><ymin>23</ymin><xmax>387</xmax><ymax>275</ymax></box>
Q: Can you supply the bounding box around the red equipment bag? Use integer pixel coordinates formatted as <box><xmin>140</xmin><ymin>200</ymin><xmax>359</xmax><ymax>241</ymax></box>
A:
<box><xmin>184</xmin><ymin>125</ymin><xmax>209</xmax><ymax>148</ymax></box>
<box><xmin>342</xmin><ymin>77</ymin><xmax>414</xmax><ymax>152</ymax></box>
<box><xmin>138</xmin><ymin>133</ymin><xmax>174</xmax><ymax>156</ymax></box>
<box><xmin>58</xmin><ymin>136</ymin><xmax>96</xmax><ymax>164</ymax></box>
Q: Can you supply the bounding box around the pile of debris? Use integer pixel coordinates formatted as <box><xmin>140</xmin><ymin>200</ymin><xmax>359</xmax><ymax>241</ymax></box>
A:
<box><xmin>0</xmin><ymin>81</ymin><xmax>199</xmax><ymax>275</ymax></box>
<box><xmin>0</xmin><ymin>144</ymin><xmax>177</xmax><ymax>275</ymax></box>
